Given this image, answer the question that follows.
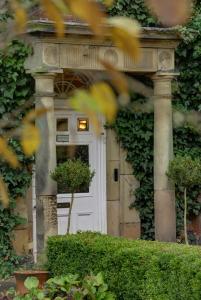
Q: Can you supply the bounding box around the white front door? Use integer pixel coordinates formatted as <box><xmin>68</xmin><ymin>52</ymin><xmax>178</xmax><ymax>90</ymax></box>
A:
<box><xmin>55</xmin><ymin>111</ymin><xmax>107</xmax><ymax>234</ymax></box>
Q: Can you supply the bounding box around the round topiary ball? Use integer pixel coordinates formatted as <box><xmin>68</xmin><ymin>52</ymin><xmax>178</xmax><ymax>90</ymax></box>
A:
<box><xmin>51</xmin><ymin>159</ymin><xmax>95</xmax><ymax>194</ymax></box>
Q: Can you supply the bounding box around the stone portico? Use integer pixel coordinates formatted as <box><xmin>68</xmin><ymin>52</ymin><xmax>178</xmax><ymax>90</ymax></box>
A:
<box><xmin>18</xmin><ymin>20</ymin><xmax>180</xmax><ymax>256</ymax></box>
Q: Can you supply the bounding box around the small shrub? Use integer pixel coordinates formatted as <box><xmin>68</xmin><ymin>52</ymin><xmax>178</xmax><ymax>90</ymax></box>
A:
<box><xmin>51</xmin><ymin>159</ymin><xmax>94</xmax><ymax>234</ymax></box>
<box><xmin>167</xmin><ymin>155</ymin><xmax>201</xmax><ymax>244</ymax></box>
<box><xmin>47</xmin><ymin>232</ymin><xmax>201</xmax><ymax>300</ymax></box>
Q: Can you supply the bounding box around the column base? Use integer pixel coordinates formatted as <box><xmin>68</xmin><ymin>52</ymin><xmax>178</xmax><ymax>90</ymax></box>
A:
<box><xmin>36</xmin><ymin>195</ymin><xmax>58</xmax><ymax>256</ymax></box>
<box><xmin>154</xmin><ymin>189</ymin><xmax>176</xmax><ymax>242</ymax></box>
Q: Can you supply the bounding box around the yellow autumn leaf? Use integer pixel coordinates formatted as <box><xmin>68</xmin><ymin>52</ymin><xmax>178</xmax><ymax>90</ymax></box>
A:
<box><xmin>0</xmin><ymin>178</ymin><xmax>9</xmax><ymax>208</ymax></box>
<box><xmin>90</xmin><ymin>82</ymin><xmax>117</xmax><ymax>123</ymax></box>
<box><xmin>70</xmin><ymin>89</ymin><xmax>101</xmax><ymax>134</ymax></box>
<box><xmin>99</xmin><ymin>58</ymin><xmax>129</xmax><ymax>95</ymax></box>
<box><xmin>51</xmin><ymin>0</ymin><xmax>70</xmax><ymax>14</ymax></box>
<box><xmin>0</xmin><ymin>137</ymin><xmax>19</xmax><ymax>168</ymax></box>
<box><xmin>23</xmin><ymin>108</ymin><xmax>50</xmax><ymax>123</ymax></box>
<box><xmin>41</xmin><ymin>0</ymin><xmax>65</xmax><ymax>37</ymax></box>
<box><xmin>107</xmin><ymin>17</ymin><xmax>141</xmax><ymax>61</ymax></box>
<box><xmin>11</xmin><ymin>0</ymin><xmax>27</xmax><ymax>32</ymax></box>
<box><xmin>21</xmin><ymin>124</ymin><xmax>41</xmax><ymax>156</ymax></box>
<box><xmin>102</xmin><ymin>0</ymin><xmax>114</xmax><ymax>7</ymax></box>
<box><xmin>67</xmin><ymin>0</ymin><xmax>106</xmax><ymax>35</ymax></box>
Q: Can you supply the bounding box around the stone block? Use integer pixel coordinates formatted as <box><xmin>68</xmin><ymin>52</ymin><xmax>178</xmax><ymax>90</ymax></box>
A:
<box><xmin>120</xmin><ymin>147</ymin><xmax>133</xmax><ymax>175</ymax></box>
<box><xmin>107</xmin><ymin>161</ymin><xmax>120</xmax><ymax>201</ymax></box>
<box><xmin>120</xmin><ymin>175</ymin><xmax>140</xmax><ymax>223</ymax></box>
<box><xmin>106</xmin><ymin>129</ymin><xmax>119</xmax><ymax>161</ymax></box>
<box><xmin>12</xmin><ymin>226</ymin><xmax>30</xmax><ymax>255</ymax></box>
<box><xmin>120</xmin><ymin>223</ymin><xmax>141</xmax><ymax>239</ymax></box>
<box><xmin>107</xmin><ymin>200</ymin><xmax>120</xmax><ymax>236</ymax></box>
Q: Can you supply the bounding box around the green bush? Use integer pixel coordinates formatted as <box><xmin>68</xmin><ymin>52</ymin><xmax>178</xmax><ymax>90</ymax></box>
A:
<box><xmin>47</xmin><ymin>232</ymin><xmax>201</xmax><ymax>300</ymax></box>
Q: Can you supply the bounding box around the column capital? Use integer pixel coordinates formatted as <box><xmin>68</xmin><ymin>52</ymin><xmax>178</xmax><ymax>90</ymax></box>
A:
<box><xmin>26</xmin><ymin>67</ymin><xmax>63</xmax><ymax>77</ymax></box>
<box><xmin>152</xmin><ymin>71</ymin><xmax>180</xmax><ymax>81</ymax></box>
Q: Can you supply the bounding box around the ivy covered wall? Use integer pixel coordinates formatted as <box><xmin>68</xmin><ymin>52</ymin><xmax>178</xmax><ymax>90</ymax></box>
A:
<box><xmin>0</xmin><ymin>41</ymin><xmax>34</xmax><ymax>278</ymax></box>
<box><xmin>112</xmin><ymin>2</ymin><xmax>201</xmax><ymax>240</ymax></box>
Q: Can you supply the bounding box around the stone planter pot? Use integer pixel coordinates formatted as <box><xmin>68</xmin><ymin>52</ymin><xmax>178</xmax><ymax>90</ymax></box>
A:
<box><xmin>14</xmin><ymin>270</ymin><xmax>49</xmax><ymax>295</ymax></box>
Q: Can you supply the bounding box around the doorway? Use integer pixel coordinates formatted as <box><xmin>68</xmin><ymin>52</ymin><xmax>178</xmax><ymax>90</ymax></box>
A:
<box><xmin>55</xmin><ymin>111</ymin><xmax>107</xmax><ymax>234</ymax></box>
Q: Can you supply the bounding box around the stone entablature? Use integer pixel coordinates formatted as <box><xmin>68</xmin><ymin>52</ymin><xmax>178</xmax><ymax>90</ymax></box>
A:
<box><xmin>25</xmin><ymin>21</ymin><xmax>179</xmax><ymax>74</ymax></box>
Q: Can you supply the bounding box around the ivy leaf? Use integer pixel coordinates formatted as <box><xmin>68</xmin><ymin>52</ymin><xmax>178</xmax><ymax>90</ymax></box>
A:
<box><xmin>0</xmin><ymin>137</ymin><xmax>19</xmax><ymax>168</ymax></box>
<box><xmin>107</xmin><ymin>17</ymin><xmax>141</xmax><ymax>61</ymax></box>
<box><xmin>21</xmin><ymin>124</ymin><xmax>41</xmax><ymax>156</ymax></box>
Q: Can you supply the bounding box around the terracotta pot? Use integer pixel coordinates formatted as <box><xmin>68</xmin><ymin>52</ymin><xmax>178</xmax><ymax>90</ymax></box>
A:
<box><xmin>14</xmin><ymin>270</ymin><xmax>49</xmax><ymax>295</ymax></box>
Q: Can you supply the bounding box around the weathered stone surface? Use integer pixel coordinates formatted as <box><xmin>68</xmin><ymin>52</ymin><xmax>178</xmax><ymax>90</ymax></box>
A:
<box><xmin>106</xmin><ymin>129</ymin><xmax>120</xmax><ymax>202</ymax></box>
<box><xmin>106</xmin><ymin>129</ymin><xmax>119</xmax><ymax>161</ymax></box>
<box><xmin>107</xmin><ymin>200</ymin><xmax>120</xmax><ymax>236</ymax></box>
<box><xmin>158</xmin><ymin>49</ymin><xmax>174</xmax><ymax>71</ymax></box>
<box><xmin>34</xmin><ymin>73</ymin><xmax>57</xmax><ymax>196</ymax></box>
<box><xmin>120</xmin><ymin>223</ymin><xmax>141</xmax><ymax>239</ymax></box>
<box><xmin>153</xmin><ymin>73</ymin><xmax>176</xmax><ymax>242</ymax></box>
<box><xmin>120</xmin><ymin>147</ymin><xmax>133</xmax><ymax>175</ymax></box>
<box><xmin>120</xmin><ymin>175</ymin><xmax>140</xmax><ymax>224</ymax></box>
<box><xmin>12</xmin><ymin>226</ymin><xmax>30</xmax><ymax>255</ymax></box>
<box><xmin>43</xmin><ymin>196</ymin><xmax>58</xmax><ymax>243</ymax></box>
<box><xmin>154</xmin><ymin>190</ymin><xmax>176</xmax><ymax>242</ymax></box>
<box><xmin>107</xmin><ymin>161</ymin><xmax>120</xmax><ymax>201</ymax></box>
<box><xmin>36</xmin><ymin>195</ymin><xmax>58</xmax><ymax>254</ymax></box>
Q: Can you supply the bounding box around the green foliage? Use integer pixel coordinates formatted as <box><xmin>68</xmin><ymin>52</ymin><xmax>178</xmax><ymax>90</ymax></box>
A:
<box><xmin>51</xmin><ymin>159</ymin><xmax>95</xmax><ymax>194</ymax></box>
<box><xmin>167</xmin><ymin>155</ymin><xmax>201</xmax><ymax>188</ymax></box>
<box><xmin>112</xmin><ymin>1</ymin><xmax>201</xmax><ymax>240</ymax></box>
<box><xmin>47</xmin><ymin>232</ymin><xmax>201</xmax><ymax>300</ymax></box>
<box><xmin>109</xmin><ymin>0</ymin><xmax>156</xmax><ymax>26</ymax></box>
<box><xmin>0</xmin><ymin>40</ymin><xmax>34</xmax><ymax>278</ymax></box>
<box><xmin>13</xmin><ymin>273</ymin><xmax>115</xmax><ymax>300</ymax></box>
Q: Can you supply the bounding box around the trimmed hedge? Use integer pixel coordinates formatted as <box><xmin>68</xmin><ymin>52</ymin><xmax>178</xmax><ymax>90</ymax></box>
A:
<box><xmin>47</xmin><ymin>232</ymin><xmax>201</xmax><ymax>300</ymax></box>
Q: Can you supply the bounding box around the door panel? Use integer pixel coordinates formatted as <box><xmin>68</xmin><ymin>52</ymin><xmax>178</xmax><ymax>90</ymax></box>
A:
<box><xmin>55</xmin><ymin>111</ymin><xmax>106</xmax><ymax>234</ymax></box>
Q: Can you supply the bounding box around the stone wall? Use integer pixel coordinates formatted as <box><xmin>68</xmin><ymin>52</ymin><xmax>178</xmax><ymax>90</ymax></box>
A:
<box><xmin>107</xmin><ymin>129</ymin><xmax>140</xmax><ymax>239</ymax></box>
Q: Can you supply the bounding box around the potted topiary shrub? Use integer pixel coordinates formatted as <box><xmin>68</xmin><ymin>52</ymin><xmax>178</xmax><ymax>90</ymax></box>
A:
<box><xmin>167</xmin><ymin>155</ymin><xmax>201</xmax><ymax>245</ymax></box>
<box><xmin>51</xmin><ymin>159</ymin><xmax>95</xmax><ymax>234</ymax></box>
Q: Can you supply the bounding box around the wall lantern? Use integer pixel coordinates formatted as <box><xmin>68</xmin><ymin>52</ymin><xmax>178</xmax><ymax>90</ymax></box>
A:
<box><xmin>77</xmin><ymin>118</ymin><xmax>89</xmax><ymax>131</ymax></box>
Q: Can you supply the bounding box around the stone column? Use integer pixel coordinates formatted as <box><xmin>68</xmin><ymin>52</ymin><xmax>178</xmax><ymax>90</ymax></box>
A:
<box><xmin>34</xmin><ymin>73</ymin><xmax>58</xmax><ymax>255</ymax></box>
<box><xmin>153</xmin><ymin>72</ymin><xmax>176</xmax><ymax>242</ymax></box>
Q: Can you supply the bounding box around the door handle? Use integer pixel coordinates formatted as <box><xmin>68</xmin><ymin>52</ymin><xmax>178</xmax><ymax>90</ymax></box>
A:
<box><xmin>114</xmin><ymin>168</ymin><xmax>119</xmax><ymax>182</ymax></box>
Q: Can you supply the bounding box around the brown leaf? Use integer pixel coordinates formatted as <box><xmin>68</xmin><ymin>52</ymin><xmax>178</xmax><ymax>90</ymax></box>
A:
<box><xmin>90</xmin><ymin>82</ymin><xmax>117</xmax><ymax>123</ymax></box>
<box><xmin>102</xmin><ymin>0</ymin><xmax>114</xmax><ymax>7</ymax></box>
<box><xmin>0</xmin><ymin>178</ymin><xmax>9</xmax><ymax>208</ymax></box>
<box><xmin>51</xmin><ymin>0</ymin><xmax>69</xmax><ymax>14</ymax></box>
<box><xmin>23</xmin><ymin>108</ymin><xmax>50</xmax><ymax>123</ymax></box>
<box><xmin>107</xmin><ymin>17</ymin><xmax>141</xmax><ymax>61</ymax></box>
<box><xmin>67</xmin><ymin>0</ymin><xmax>106</xmax><ymax>35</ymax></box>
<box><xmin>41</xmin><ymin>0</ymin><xmax>65</xmax><ymax>37</ymax></box>
<box><xmin>21</xmin><ymin>124</ymin><xmax>41</xmax><ymax>156</ymax></box>
<box><xmin>146</xmin><ymin>0</ymin><xmax>192</xmax><ymax>26</ymax></box>
<box><xmin>99</xmin><ymin>59</ymin><xmax>128</xmax><ymax>95</ymax></box>
<box><xmin>0</xmin><ymin>137</ymin><xmax>19</xmax><ymax>168</ymax></box>
<box><xmin>11</xmin><ymin>0</ymin><xmax>27</xmax><ymax>32</ymax></box>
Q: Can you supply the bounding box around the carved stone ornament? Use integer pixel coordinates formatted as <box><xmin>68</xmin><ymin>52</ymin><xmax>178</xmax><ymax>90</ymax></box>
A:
<box><xmin>158</xmin><ymin>50</ymin><xmax>174</xmax><ymax>71</ymax></box>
